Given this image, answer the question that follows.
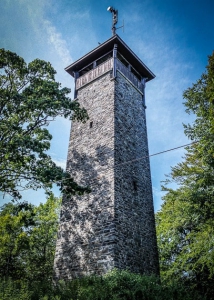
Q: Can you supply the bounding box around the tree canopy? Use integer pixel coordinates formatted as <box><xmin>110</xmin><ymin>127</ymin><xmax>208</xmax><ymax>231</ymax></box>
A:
<box><xmin>0</xmin><ymin>195</ymin><xmax>60</xmax><ymax>281</ymax></box>
<box><xmin>156</xmin><ymin>51</ymin><xmax>214</xmax><ymax>298</ymax></box>
<box><xmin>0</xmin><ymin>49</ymin><xmax>89</xmax><ymax>200</ymax></box>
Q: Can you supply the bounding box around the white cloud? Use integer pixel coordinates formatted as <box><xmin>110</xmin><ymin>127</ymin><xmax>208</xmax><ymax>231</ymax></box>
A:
<box><xmin>44</xmin><ymin>20</ymin><xmax>73</xmax><ymax>67</ymax></box>
<box><xmin>1</xmin><ymin>0</ymin><xmax>207</xmax><ymax>211</ymax></box>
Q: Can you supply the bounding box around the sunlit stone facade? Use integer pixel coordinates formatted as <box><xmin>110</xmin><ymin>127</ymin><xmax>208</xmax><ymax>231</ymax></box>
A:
<box><xmin>54</xmin><ymin>35</ymin><xmax>159</xmax><ymax>280</ymax></box>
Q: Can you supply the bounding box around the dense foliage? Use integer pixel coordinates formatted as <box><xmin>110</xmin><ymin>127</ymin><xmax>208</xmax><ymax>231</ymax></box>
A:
<box><xmin>0</xmin><ymin>194</ymin><xmax>60</xmax><ymax>282</ymax></box>
<box><xmin>0</xmin><ymin>197</ymin><xmax>206</xmax><ymax>299</ymax></box>
<box><xmin>0</xmin><ymin>49</ymin><xmax>89</xmax><ymax>200</ymax></box>
<box><xmin>0</xmin><ymin>194</ymin><xmax>207</xmax><ymax>299</ymax></box>
<box><xmin>0</xmin><ymin>269</ymin><xmax>204</xmax><ymax>300</ymax></box>
<box><xmin>156</xmin><ymin>52</ymin><xmax>214</xmax><ymax>298</ymax></box>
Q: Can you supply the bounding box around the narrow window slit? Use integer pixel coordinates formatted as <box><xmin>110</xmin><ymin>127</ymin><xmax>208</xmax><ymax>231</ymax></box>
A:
<box><xmin>133</xmin><ymin>181</ymin><xmax>138</xmax><ymax>191</ymax></box>
<box><xmin>90</xmin><ymin>121</ymin><xmax>93</xmax><ymax>128</ymax></box>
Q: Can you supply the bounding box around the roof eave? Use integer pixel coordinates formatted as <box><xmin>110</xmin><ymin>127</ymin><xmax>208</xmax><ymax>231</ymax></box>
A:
<box><xmin>65</xmin><ymin>35</ymin><xmax>155</xmax><ymax>82</ymax></box>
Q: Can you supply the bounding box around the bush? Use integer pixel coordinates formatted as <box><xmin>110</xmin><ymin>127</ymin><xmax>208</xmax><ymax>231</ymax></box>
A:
<box><xmin>0</xmin><ymin>270</ymin><xmax>206</xmax><ymax>300</ymax></box>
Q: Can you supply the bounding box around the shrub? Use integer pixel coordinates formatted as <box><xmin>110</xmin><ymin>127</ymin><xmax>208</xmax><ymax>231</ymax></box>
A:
<box><xmin>0</xmin><ymin>270</ymin><xmax>206</xmax><ymax>300</ymax></box>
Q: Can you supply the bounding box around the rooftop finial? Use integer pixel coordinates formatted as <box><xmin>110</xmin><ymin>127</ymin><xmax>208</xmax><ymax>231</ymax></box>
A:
<box><xmin>107</xmin><ymin>6</ymin><xmax>118</xmax><ymax>35</ymax></box>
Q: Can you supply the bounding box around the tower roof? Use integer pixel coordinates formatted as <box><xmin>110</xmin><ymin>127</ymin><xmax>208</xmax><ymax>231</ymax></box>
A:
<box><xmin>65</xmin><ymin>35</ymin><xmax>155</xmax><ymax>82</ymax></box>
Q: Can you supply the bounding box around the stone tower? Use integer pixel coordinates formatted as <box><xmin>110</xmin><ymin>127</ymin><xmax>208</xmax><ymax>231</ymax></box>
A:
<box><xmin>54</xmin><ymin>34</ymin><xmax>159</xmax><ymax>280</ymax></box>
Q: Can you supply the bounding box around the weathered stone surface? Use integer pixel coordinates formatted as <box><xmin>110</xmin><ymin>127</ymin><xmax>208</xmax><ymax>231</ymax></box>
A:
<box><xmin>53</xmin><ymin>69</ymin><xmax>159</xmax><ymax>280</ymax></box>
<box><xmin>114</xmin><ymin>72</ymin><xmax>159</xmax><ymax>275</ymax></box>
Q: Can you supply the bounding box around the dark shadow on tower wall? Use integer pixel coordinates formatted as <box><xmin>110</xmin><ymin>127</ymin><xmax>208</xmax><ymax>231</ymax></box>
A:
<box><xmin>54</xmin><ymin>145</ymin><xmax>115</xmax><ymax>280</ymax></box>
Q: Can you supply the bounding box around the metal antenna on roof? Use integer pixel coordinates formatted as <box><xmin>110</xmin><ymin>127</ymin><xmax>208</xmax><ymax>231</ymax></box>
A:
<box><xmin>107</xmin><ymin>6</ymin><xmax>118</xmax><ymax>35</ymax></box>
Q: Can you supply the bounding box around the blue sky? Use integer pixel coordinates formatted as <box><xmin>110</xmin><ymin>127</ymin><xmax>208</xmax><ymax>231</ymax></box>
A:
<box><xmin>0</xmin><ymin>0</ymin><xmax>214</xmax><ymax>211</ymax></box>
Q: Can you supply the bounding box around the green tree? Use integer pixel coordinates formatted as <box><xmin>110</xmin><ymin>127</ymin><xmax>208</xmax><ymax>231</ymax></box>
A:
<box><xmin>0</xmin><ymin>49</ymin><xmax>89</xmax><ymax>200</ymax></box>
<box><xmin>26</xmin><ymin>194</ymin><xmax>61</xmax><ymax>282</ymax></box>
<box><xmin>0</xmin><ymin>195</ymin><xmax>61</xmax><ymax>281</ymax></box>
<box><xmin>0</xmin><ymin>201</ymin><xmax>35</xmax><ymax>279</ymax></box>
<box><xmin>156</xmin><ymin>52</ymin><xmax>214</xmax><ymax>297</ymax></box>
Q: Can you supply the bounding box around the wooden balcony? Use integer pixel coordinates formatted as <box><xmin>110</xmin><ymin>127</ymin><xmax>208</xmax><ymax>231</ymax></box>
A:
<box><xmin>76</xmin><ymin>58</ymin><xmax>113</xmax><ymax>90</ymax></box>
<box><xmin>76</xmin><ymin>57</ymin><xmax>143</xmax><ymax>94</ymax></box>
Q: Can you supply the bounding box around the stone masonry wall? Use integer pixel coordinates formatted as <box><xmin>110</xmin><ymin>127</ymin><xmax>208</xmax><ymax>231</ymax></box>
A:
<box><xmin>114</xmin><ymin>72</ymin><xmax>159</xmax><ymax>275</ymax></box>
<box><xmin>53</xmin><ymin>69</ymin><xmax>159</xmax><ymax>280</ymax></box>
<box><xmin>54</xmin><ymin>72</ymin><xmax>115</xmax><ymax>280</ymax></box>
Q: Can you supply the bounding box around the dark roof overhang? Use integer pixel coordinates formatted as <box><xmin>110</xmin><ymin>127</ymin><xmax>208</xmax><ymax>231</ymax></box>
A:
<box><xmin>65</xmin><ymin>35</ymin><xmax>155</xmax><ymax>82</ymax></box>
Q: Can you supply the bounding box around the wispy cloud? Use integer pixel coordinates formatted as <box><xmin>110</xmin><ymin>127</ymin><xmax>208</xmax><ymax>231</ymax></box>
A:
<box><xmin>44</xmin><ymin>20</ymin><xmax>73</xmax><ymax>66</ymax></box>
<box><xmin>1</xmin><ymin>0</ymin><xmax>209</xmax><ymax>210</ymax></box>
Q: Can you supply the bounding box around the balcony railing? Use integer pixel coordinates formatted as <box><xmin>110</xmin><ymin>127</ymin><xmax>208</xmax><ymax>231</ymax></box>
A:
<box><xmin>75</xmin><ymin>57</ymin><xmax>143</xmax><ymax>93</ymax></box>
<box><xmin>76</xmin><ymin>58</ymin><xmax>113</xmax><ymax>90</ymax></box>
<box><xmin>116</xmin><ymin>59</ymin><xmax>143</xmax><ymax>92</ymax></box>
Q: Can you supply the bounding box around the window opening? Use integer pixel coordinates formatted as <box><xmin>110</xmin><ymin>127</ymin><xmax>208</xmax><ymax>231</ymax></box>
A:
<box><xmin>96</xmin><ymin>52</ymin><xmax>113</xmax><ymax>66</ymax></box>
<box><xmin>133</xmin><ymin>181</ymin><xmax>138</xmax><ymax>191</ymax></box>
<box><xmin>131</xmin><ymin>67</ymin><xmax>141</xmax><ymax>81</ymax></box>
<box><xmin>117</xmin><ymin>52</ymin><xmax>129</xmax><ymax>67</ymax></box>
<box><xmin>90</xmin><ymin>121</ymin><xmax>93</xmax><ymax>128</ymax></box>
<box><xmin>117</xmin><ymin>52</ymin><xmax>142</xmax><ymax>81</ymax></box>
<box><xmin>79</xmin><ymin>63</ymin><xmax>93</xmax><ymax>76</ymax></box>
<box><xmin>78</xmin><ymin>51</ymin><xmax>113</xmax><ymax>77</ymax></box>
